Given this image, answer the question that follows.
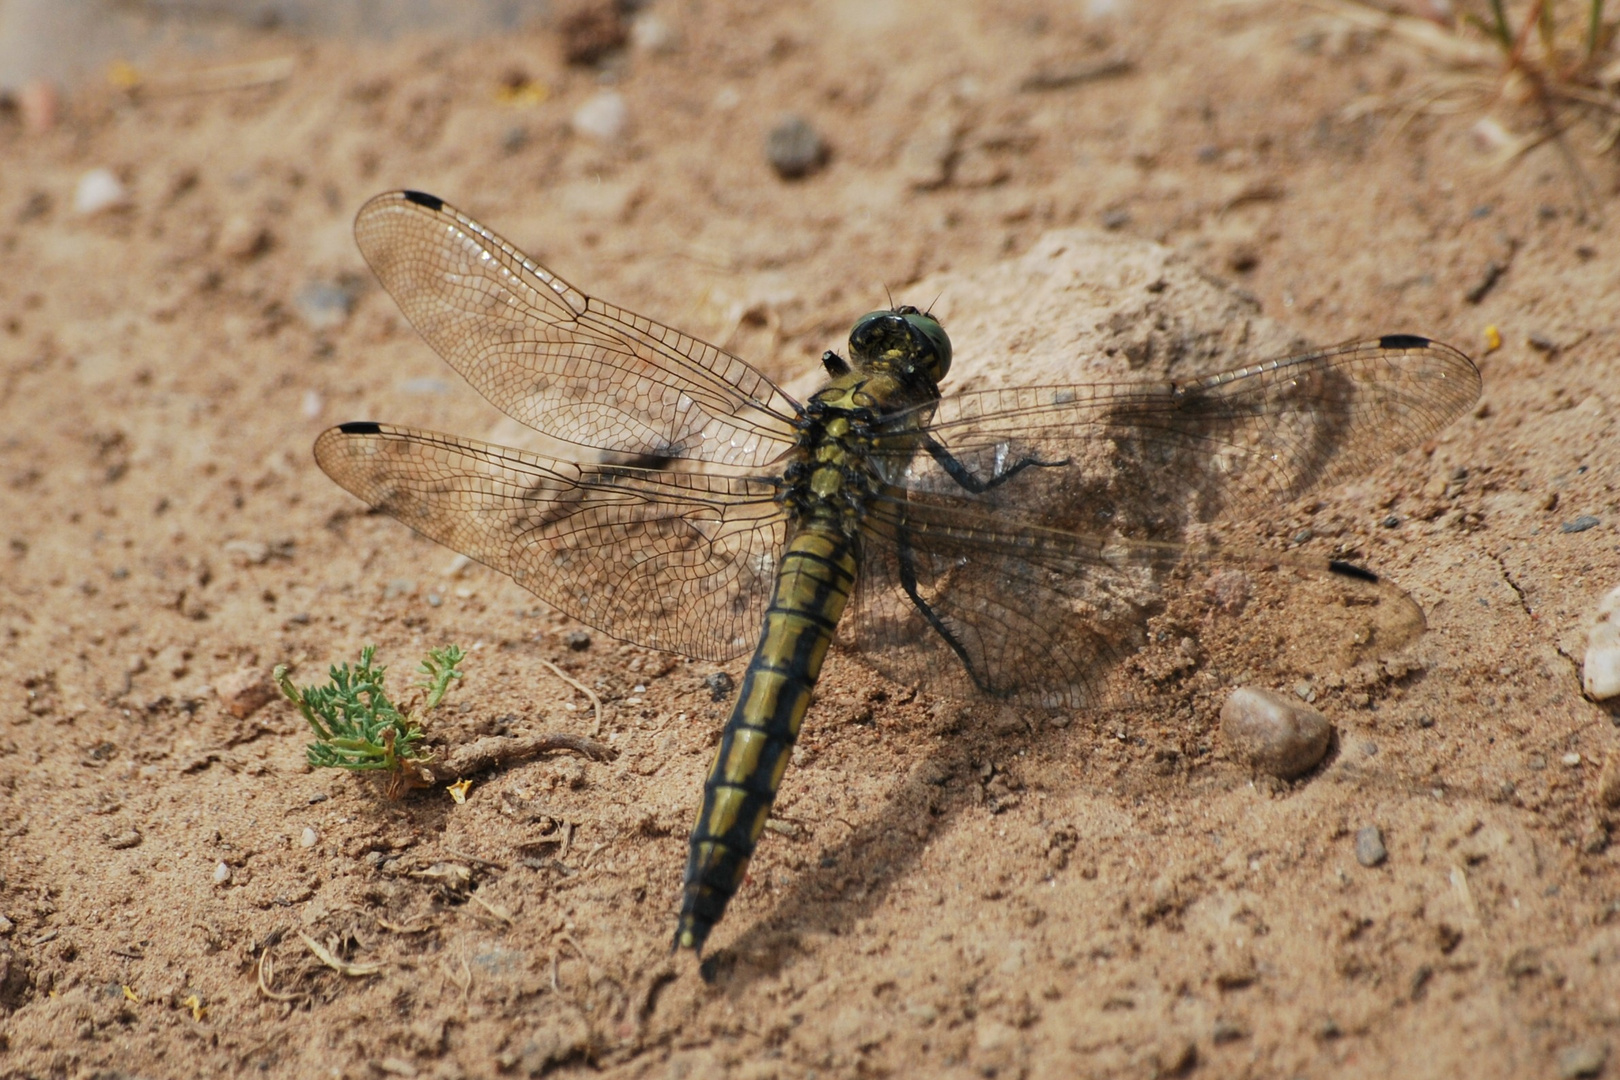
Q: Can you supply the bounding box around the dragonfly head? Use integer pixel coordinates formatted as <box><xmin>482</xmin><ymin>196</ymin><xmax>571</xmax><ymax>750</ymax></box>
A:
<box><xmin>848</xmin><ymin>307</ymin><xmax>952</xmax><ymax>384</ymax></box>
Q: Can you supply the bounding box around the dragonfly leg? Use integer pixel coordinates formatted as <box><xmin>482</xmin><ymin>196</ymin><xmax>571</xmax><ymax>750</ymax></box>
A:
<box><xmin>923</xmin><ymin>437</ymin><xmax>1068</xmax><ymax>494</ymax></box>
<box><xmin>894</xmin><ymin>528</ymin><xmax>995</xmax><ymax>696</ymax></box>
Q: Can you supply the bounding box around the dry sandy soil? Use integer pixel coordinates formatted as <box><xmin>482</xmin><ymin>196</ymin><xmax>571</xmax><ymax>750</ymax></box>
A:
<box><xmin>3</xmin><ymin>1</ymin><xmax>1620</xmax><ymax>1077</ymax></box>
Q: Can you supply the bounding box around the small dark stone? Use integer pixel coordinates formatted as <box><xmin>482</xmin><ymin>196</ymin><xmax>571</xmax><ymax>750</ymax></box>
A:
<box><xmin>705</xmin><ymin>671</ymin><xmax>735</xmax><ymax>701</ymax></box>
<box><xmin>1291</xmin><ymin>527</ymin><xmax>1313</xmax><ymax>545</ymax></box>
<box><xmin>1562</xmin><ymin>515</ymin><xmax>1600</xmax><ymax>534</ymax></box>
<box><xmin>555</xmin><ymin>0</ymin><xmax>628</xmax><ymax>65</ymax></box>
<box><xmin>1100</xmin><ymin>208</ymin><xmax>1130</xmax><ymax>230</ymax></box>
<box><xmin>307</xmin><ymin>792</ymin><xmax>329</xmax><ymax>804</ymax></box>
<box><xmin>1382</xmin><ymin>514</ymin><xmax>1401</xmax><ymax>528</ymax></box>
<box><xmin>563</xmin><ymin>630</ymin><xmax>591</xmax><ymax>651</ymax></box>
<box><xmin>766</xmin><ymin>114</ymin><xmax>829</xmax><ymax>180</ymax></box>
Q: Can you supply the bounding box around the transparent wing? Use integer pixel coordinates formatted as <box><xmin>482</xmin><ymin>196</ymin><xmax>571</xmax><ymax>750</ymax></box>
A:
<box><xmin>353</xmin><ymin>191</ymin><xmax>800</xmax><ymax>467</ymax></box>
<box><xmin>874</xmin><ymin>335</ymin><xmax>1480</xmax><ymax>540</ymax></box>
<box><xmin>845</xmin><ymin>491</ymin><xmax>1425</xmax><ymax>709</ymax></box>
<box><xmin>314</xmin><ymin>422</ymin><xmax>786</xmax><ymax>660</ymax></box>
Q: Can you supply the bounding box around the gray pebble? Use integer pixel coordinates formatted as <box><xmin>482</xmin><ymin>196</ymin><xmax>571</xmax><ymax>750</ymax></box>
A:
<box><xmin>766</xmin><ymin>114</ymin><xmax>828</xmax><ymax>180</ymax></box>
<box><xmin>294</xmin><ymin>279</ymin><xmax>356</xmax><ymax>331</ymax></box>
<box><xmin>1562</xmin><ymin>515</ymin><xmax>1600</xmax><ymax>534</ymax></box>
<box><xmin>1355</xmin><ymin>826</ymin><xmax>1387</xmax><ymax>867</ymax></box>
<box><xmin>563</xmin><ymin>629</ymin><xmax>591</xmax><ymax>651</ymax></box>
<box><xmin>1220</xmin><ymin>686</ymin><xmax>1332</xmax><ymax>779</ymax></box>
<box><xmin>1557</xmin><ymin>1042</ymin><xmax>1608</xmax><ymax>1079</ymax></box>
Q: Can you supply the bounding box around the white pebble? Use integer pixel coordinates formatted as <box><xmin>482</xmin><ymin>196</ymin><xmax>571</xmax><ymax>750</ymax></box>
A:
<box><xmin>630</xmin><ymin>14</ymin><xmax>678</xmax><ymax>53</ymax></box>
<box><xmin>1583</xmin><ymin>584</ymin><xmax>1620</xmax><ymax>700</ymax></box>
<box><xmin>1221</xmin><ymin>686</ymin><xmax>1332</xmax><ymax>780</ymax></box>
<box><xmin>300</xmin><ymin>826</ymin><xmax>319</xmax><ymax>848</ymax></box>
<box><xmin>301</xmin><ymin>389</ymin><xmax>323</xmax><ymax>419</ymax></box>
<box><xmin>572</xmin><ymin>91</ymin><xmax>628</xmax><ymax>142</ymax></box>
<box><xmin>1562</xmin><ymin>752</ymin><xmax>1583</xmax><ymax>768</ymax></box>
<box><xmin>74</xmin><ymin>168</ymin><xmax>128</xmax><ymax>215</ymax></box>
<box><xmin>212</xmin><ymin>861</ymin><xmax>232</xmax><ymax>885</ymax></box>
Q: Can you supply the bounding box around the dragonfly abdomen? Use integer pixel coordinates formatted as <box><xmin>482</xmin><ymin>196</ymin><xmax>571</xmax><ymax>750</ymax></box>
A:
<box><xmin>675</xmin><ymin>526</ymin><xmax>857</xmax><ymax>953</ymax></box>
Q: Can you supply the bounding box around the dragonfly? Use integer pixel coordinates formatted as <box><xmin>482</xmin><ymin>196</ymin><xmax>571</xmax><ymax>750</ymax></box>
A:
<box><xmin>314</xmin><ymin>190</ymin><xmax>1482</xmax><ymax>954</ymax></box>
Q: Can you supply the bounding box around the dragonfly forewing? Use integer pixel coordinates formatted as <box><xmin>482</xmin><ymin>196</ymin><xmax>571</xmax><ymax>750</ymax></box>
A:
<box><xmin>353</xmin><ymin>191</ymin><xmax>801</xmax><ymax>468</ymax></box>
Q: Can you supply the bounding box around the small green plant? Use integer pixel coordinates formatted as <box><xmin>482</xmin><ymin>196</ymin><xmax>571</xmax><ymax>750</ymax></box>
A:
<box><xmin>275</xmin><ymin>645</ymin><xmax>465</xmax><ymax>780</ymax></box>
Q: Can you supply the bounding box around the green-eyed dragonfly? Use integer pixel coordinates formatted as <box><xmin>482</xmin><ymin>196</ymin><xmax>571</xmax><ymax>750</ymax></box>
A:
<box><xmin>314</xmin><ymin>190</ymin><xmax>1481</xmax><ymax>953</ymax></box>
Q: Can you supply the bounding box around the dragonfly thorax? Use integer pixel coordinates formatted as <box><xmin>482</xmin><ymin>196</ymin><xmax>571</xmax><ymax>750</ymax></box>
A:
<box><xmin>779</xmin><ymin>391</ymin><xmax>892</xmax><ymax>539</ymax></box>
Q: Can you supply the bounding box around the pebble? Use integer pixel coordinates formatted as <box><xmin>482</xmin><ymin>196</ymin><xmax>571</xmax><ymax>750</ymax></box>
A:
<box><xmin>1563</xmin><ymin>515</ymin><xmax>1601</xmax><ymax>534</ymax></box>
<box><xmin>301</xmin><ymin>389</ymin><xmax>324</xmax><ymax>419</ymax></box>
<box><xmin>223</xmin><ymin>539</ymin><xmax>272</xmax><ymax>566</ymax></box>
<box><xmin>1583</xmin><ymin>584</ymin><xmax>1620</xmax><ymax>700</ymax></box>
<box><xmin>1563</xmin><ymin>752</ymin><xmax>1584</xmax><ymax>768</ymax></box>
<box><xmin>106</xmin><ymin>829</ymin><xmax>143</xmax><ymax>850</ymax></box>
<box><xmin>1557</xmin><ymin>1042</ymin><xmax>1608</xmax><ymax>1079</ymax></box>
<box><xmin>1219</xmin><ymin>686</ymin><xmax>1332</xmax><ymax>779</ymax></box>
<box><xmin>898</xmin><ymin>114</ymin><xmax>959</xmax><ymax>190</ymax></box>
<box><xmin>294</xmin><ymin>280</ymin><xmax>356</xmax><ymax>330</ymax></box>
<box><xmin>706</xmin><ymin>671</ymin><xmax>735</xmax><ymax>701</ymax></box>
<box><xmin>563</xmin><ymin>630</ymin><xmax>591</xmax><ymax>651</ymax></box>
<box><xmin>300</xmin><ymin>827</ymin><xmax>319</xmax><ymax>848</ymax></box>
<box><xmin>74</xmin><ymin>168</ymin><xmax>129</xmax><ymax>215</ymax></box>
<box><xmin>630</xmin><ymin>14</ymin><xmax>678</xmax><ymax>53</ymax></box>
<box><xmin>218</xmin><ymin>215</ymin><xmax>272</xmax><ymax>260</ymax></box>
<box><xmin>215</xmin><ymin>667</ymin><xmax>276</xmax><ymax>720</ymax></box>
<box><xmin>213</xmin><ymin>862</ymin><xmax>232</xmax><ymax>885</ymax></box>
<box><xmin>1354</xmin><ymin>825</ymin><xmax>1387</xmax><ymax>867</ymax></box>
<box><xmin>571</xmin><ymin>90</ymin><xmax>628</xmax><ymax>142</ymax></box>
<box><xmin>766</xmin><ymin>114</ymin><xmax>829</xmax><ymax>180</ymax></box>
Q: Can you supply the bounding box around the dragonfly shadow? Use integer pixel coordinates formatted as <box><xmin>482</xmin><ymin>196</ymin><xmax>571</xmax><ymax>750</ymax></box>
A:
<box><xmin>699</xmin><ymin>691</ymin><xmax>1071</xmax><ymax>985</ymax></box>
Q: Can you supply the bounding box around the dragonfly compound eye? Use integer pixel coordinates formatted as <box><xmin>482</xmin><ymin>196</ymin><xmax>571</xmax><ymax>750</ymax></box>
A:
<box><xmin>902</xmin><ymin>310</ymin><xmax>951</xmax><ymax>381</ymax></box>
<box><xmin>848</xmin><ymin>309</ymin><xmax>952</xmax><ymax>382</ymax></box>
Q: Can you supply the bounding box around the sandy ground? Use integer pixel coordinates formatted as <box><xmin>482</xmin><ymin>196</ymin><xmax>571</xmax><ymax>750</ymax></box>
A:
<box><xmin>3</xmin><ymin>1</ymin><xmax>1620</xmax><ymax>1077</ymax></box>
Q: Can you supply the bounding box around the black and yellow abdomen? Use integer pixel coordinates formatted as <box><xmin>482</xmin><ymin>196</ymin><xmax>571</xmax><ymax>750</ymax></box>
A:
<box><xmin>675</xmin><ymin>525</ymin><xmax>857</xmax><ymax>953</ymax></box>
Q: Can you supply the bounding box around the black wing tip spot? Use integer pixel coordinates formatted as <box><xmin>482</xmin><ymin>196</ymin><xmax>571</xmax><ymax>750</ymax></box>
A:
<box><xmin>1329</xmin><ymin>560</ymin><xmax>1379</xmax><ymax>583</ymax></box>
<box><xmin>1378</xmin><ymin>334</ymin><xmax>1431</xmax><ymax>351</ymax></box>
<box><xmin>401</xmin><ymin>190</ymin><xmax>444</xmax><ymax>211</ymax></box>
<box><xmin>337</xmin><ymin>421</ymin><xmax>384</xmax><ymax>435</ymax></box>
